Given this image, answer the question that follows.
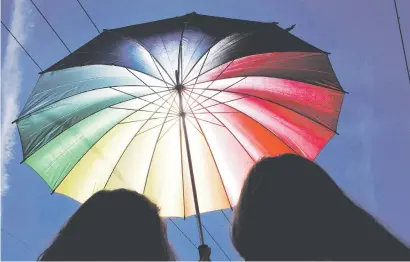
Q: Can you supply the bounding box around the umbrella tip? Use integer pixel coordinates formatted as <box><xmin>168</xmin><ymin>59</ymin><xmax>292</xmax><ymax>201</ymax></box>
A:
<box><xmin>285</xmin><ymin>24</ymin><xmax>296</xmax><ymax>32</ymax></box>
<box><xmin>186</xmin><ymin>12</ymin><xmax>197</xmax><ymax>18</ymax></box>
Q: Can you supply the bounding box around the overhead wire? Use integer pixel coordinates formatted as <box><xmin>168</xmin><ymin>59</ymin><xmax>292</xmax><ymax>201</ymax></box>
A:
<box><xmin>221</xmin><ymin>210</ymin><xmax>232</xmax><ymax>226</ymax></box>
<box><xmin>29</xmin><ymin>0</ymin><xmax>71</xmax><ymax>53</ymax></box>
<box><xmin>76</xmin><ymin>0</ymin><xmax>101</xmax><ymax>34</ymax></box>
<box><xmin>202</xmin><ymin>224</ymin><xmax>231</xmax><ymax>261</ymax></box>
<box><xmin>1</xmin><ymin>21</ymin><xmax>43</xmax><ymax>71</ymax></box>
<box><xmin>393</xmin><ymin>0</ymin><xmax>410</xmax><ymax>84</ymax></box>
<box><xmin>1</xmin><ymin>228</ymin><xmax>32</xmax><ymax>255</ymax></box>
<box><xmin>168</xmin><ymin>218</ymin><xmax>197</xmax><ymax>248</ymax></box>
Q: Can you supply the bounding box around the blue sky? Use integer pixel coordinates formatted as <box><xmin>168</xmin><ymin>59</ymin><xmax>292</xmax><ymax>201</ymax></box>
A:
<box><xmin>1</xmin><ymin>0</ymin><xmax>410</xmax><ymax>260</ymax></box>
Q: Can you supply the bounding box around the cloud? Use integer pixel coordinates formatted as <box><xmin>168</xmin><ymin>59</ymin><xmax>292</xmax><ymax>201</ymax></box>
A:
<box><xmin>1</xmin><ymin>0</ymin><xmax>28</xmax><ymax>197</ymax></box>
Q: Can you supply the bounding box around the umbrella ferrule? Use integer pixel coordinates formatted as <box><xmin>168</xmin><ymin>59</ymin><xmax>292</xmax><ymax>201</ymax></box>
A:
<box><xmin>175</xmin><ymin>84</ymin><xmax>184</xmax><ymax>92</ymax></box>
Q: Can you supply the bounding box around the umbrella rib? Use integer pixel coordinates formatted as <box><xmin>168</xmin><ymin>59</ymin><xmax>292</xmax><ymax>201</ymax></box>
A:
<box><xmin>110</xmin><ymin>86</ymin><xmax>166</xmax><ymax>99</ymax></box>
<box><xmin>17</xmin><ymin>85</ymin><xmax>170</xmax><ymax>123</ymax></box>
<box><xmin>187</xmin><ymin>111</ymin><xmax>242</xmax><ymax>114</ymax></box>
<box><xmin>184</xmin><ymin>100</ymin><xmax>233</xmax><ymax>210</ymax></box>
<box><xmin>113</xmin><ymin>63</ymin><xmax>174</xmax><ymax>86</ymax></box>
<box><xmin>101</xmin><ymin>91</ymin><xmax>177</xmax><ymax>190</ymax></box>
<box><xmin>188</xmin><ymin>87</ymin><xmax>338</xmax><ymax>133</ymax></box>
<box><xmin>132</xmin><ymin>116</ymin><xmax>178</xmax><ymax>137</ymax></box>
<box><xmin>30</xmin><ymin>82</ymin><xmax>170</xmax><ymax>99</ymax></box>
<box><xmin>186</xmin><ymin>115</ymin><xmax>224</xmax><ymax>128</ymax></box>
<box><xmin>112</xmin><ymin>87</ymin><xmax>177</xmax><ymax>113</ymax></box>
<box><xmin>151</xmin><ymin>55</ymin><xmax>171</xmax><ymax>89</ymax></box>
<box><xmin>47</xmin><ymin>51</ymin><xmax>170</xmax><ymax>85</ymax></box>
<box><xmin>181</xmin><ymin>90</ymin><xmax>299</xmax><ymax>156</ymax></box>
<box><xmin>50</xmin><ymin>91</ymin><xmax>175</xmax><ymax>192</ymax></box>
<box><xmin>125</xmin><ymin>68</ymin><xmax>179</xmax><ymax>113</ymax></box>
<box><xmin>182</xmin><ymin>35</ymin><xmax>206</xmax><ymax>80</ymax></box>
<box><xmin>184</xmin><ymin>115</ymin><xmax>204</xmax><ymax>136</ymax></box>
<box><xmin>118</xmin><ymin>116</ymin><xmax>171</xmax><ymax>125</ymax></box>
<box><xmin>202</xmin><ymin>224</ymin><xmax>231</xmax><ymax>261</ymax></box>
<box><xmin>24</xmin><ymin>100</ymin><xmax>123</xmax><ymax>142</ymax></box>
<box><xmin>169</xmin><ymin>90</ymin><xmax>181</xmax><ymax>114</ymax></box>
<box><xmin>187</xmin><ymin>74</ymin><xmax>346</xmax><ymax>94</ymax></box>
<box><xmin>186</xmin><ymin>94</ymin><xmax>255</xmax><ymax>163</ymax></box>
<box><xmin>185</xmin><ymin>60</ymin><xmax>236</xmax><ymax>112</ymax></box>
<box><xmin>106</xmin><ymin>30</ymin><xmax>176</xmax><ymax>85</ymax></box>
<box><xmin>108</xmin><ymin>90</ymin><xmax>174</xmax><ymax>113</ymax></box>
<box><xmin>168</xmin><ymin>218</ymin><xmax>197</xmax><ymax>248</ymax></box>
<box><xmin>159</xmin><ymin>36</ymin><xmax>176</xmax><ymax>83</ymax></box>
<box><xmin>183</xmin><ymin>50</ymin><xmax>211</xmax><ymax>112</ymax></box>
<box><xmin>188</xmin><ymin>76</ymin><xmax>245</xmax><ymax>111</ymax></box>
<box><xmin>48</xmin><ymin>108</ymin><xmax>133</xmax><ymax>193</ymax></box>
<box><xmin>110</xmin><ymin>107</ymin><xmax>172</xmax><ymax>114</ymax></box>
<box><xmin>183</xmin><ymin>25</ymin><xmax>319</xmax><ymax>84</ymax></box>
<box><xmin>184</xmin><ymin>52</ymin><xmax>319</xmax><ymax>85</ymax></box>
<box><xmin>182</xmin><ymin>32</ymin><xmax>239</xmax><ymax>84</ymax></box>
<box><xmin>142</xmin><ymin>93</ymin><xmax>179</xmax><ymax>194</ymax></box>
<box><xmin>178</xmin><ymin>15</ymin><xmax>189</xmax><ymax>83</ymax></box>
<box><xmin>16</xmin><ymin>76</ymin><xmax>42</xmax><ymax>121</ymax></box>
<box><xmin>181</xmin><ymin>40</ymin><xmax>214</xmax><ymax>83</ymax></box>
<box><xmin>21</xmin><ymin>90</ymin><xmax>175</xmax><ymax>162</ymax></box>
<box><xmin>157</xmin><ymin>118</ymin><xmax>179</xmax><ymax>141</ymax></box>
<box><xmin>183</xmin><ymin>30</ymin><xmax>260</xmax><ymax>84</ymax></box>
<box><xmin>164</xmin><ymin>87</ymin><xmax>181</xmax><ymax>114</ymax></box>
<box><xmin>190</xmin><ymin>94</ymin><xmax>251</xmax><ymax>113</ymax></box>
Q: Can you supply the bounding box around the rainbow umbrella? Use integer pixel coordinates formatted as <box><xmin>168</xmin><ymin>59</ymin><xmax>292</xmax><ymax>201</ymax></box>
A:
<box><xmin>15</xmin><ymin>13</ymin><xmax>345</xmax><ymax>249</ymax></box>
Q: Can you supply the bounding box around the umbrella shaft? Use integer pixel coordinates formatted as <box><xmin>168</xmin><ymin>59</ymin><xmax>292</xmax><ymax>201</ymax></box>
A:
<box><xmin>178</xmin><ymin>87</ymin><xmax>205</xmax><ymax>246</ymax></box>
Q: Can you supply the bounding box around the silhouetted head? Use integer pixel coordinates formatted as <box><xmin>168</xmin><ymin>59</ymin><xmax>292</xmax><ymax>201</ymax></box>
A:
<box><xmin>232</xmin><ymin>154</ymin><xmax>410</xmax><ymax>261</ymax></box>
<box><xmin>39</xmin><ymin>189</ymin><xmax>176</xmax><ymax>261</ymax></box>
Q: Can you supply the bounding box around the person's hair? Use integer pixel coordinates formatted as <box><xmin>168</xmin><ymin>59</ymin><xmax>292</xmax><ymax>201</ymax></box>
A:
<box><xmin>232</xmin><ymin>154</ymin><xmax>410</xmax><ymax>261</ymax></box>
<box><xmin>39</xmin><ymin>189</ymin><xmax>176</xmax><ymax>261</ymax></box>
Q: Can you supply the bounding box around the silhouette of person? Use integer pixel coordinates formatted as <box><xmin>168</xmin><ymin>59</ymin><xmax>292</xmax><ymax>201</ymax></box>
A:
<box><xmin>39</xmin><ymin>189</ymin><xmax>176</xmax><ymax>261</ymax></box>
<box><xmin>232</xmin><ymin>154</ymin><xmax>410</xmax><ymax>260</ymax></box>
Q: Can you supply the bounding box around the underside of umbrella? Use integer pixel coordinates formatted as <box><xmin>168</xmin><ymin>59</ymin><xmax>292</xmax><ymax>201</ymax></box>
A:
<box><xmin>16</xmin><ymin>13</ymin><xmax>345</xmax><ymax>223</ymax></box>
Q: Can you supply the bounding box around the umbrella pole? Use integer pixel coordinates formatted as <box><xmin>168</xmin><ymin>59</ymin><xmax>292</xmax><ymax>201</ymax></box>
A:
<box><xmin>176</xmin><ymin>71</ymin><xmax>205</xmax><ymax>246</ymax></box>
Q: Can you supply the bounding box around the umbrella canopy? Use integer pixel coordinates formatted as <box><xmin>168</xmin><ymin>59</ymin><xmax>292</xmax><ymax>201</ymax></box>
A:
<box><xmin>16</xmin><ymin>13</ymin><xmax>345</xmax><ymax>221</ymax></box>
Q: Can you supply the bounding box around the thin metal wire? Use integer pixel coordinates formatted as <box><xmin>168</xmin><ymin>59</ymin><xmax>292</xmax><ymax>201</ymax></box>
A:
<box><xmin>76</xmin><ymin>0</ymin><xmax>101</xmax><ymax>33</ymax></box>
<box><xmin>168</xmin><ymin>218</ymin><xmax>197</xmax><ymax>248</ymax></box>
<box><xmin>1</xmin><ymin>229</ymin><xmax>31</xmax><ymax>254</ymax></box>
<box><xmin>29</xmin><ymin>0</ymin><xmax>71</xmax><ymax>53</ymax></box>
<box><xmin>202</xmin><ymin>224</ymin><xmax>231</xmax><ymax>261</ymax></box>
<box><xmin>1</xmin><ymin>21</ymin><xmax>43</xmax><ymax>71</ymax></box>
<box><xmin>221</xmin><ymin>210</ymin><xmax>232</xmax><ymax>226</ymax></box>
<box><xmin>394</xmin><ymin>0</ymin><xmax>410</xmax><ymax>84</ymax></box>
